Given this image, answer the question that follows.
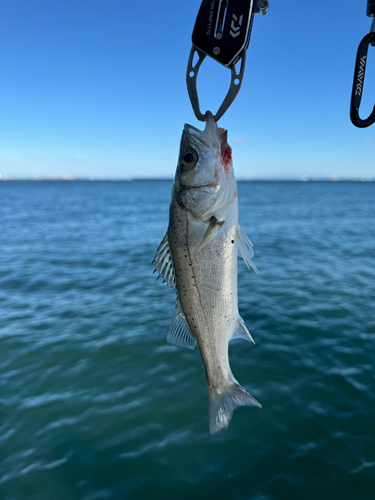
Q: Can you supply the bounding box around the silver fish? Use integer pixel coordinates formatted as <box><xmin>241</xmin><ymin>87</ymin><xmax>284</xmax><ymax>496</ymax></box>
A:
<box><xmin>154</xmin><ymin>112</ymin><xmax>261</xmax><ymax>435</ymax></box>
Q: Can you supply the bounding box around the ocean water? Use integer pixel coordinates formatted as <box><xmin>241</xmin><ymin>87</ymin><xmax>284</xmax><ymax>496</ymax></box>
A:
<box><xmin>0</xmin><ymin>180</ymin><xmax>374</xmax><ymax>500</ymax></box>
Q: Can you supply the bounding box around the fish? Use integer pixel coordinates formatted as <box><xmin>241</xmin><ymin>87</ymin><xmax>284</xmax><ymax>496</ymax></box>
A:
<box><xmin>153</xmin><ymin>111</ymin><xmax>261</xmax><ymax>435</ymax></box>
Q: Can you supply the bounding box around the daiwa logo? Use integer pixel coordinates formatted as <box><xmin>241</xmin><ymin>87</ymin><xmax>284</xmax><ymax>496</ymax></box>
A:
<box><xmin>355</xmin><ymin>55</ymin><xmax>367</xmax><ymax>96</ymax></box>
<box><xmin>230</xmin><ymin>14</ymin><xmax>243</xmax><ymax>38</ymax></box>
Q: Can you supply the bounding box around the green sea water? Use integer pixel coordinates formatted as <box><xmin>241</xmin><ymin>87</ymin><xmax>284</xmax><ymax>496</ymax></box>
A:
<box><xmin>1</xmin><ymin>180</ymin><xmax>374</xmax><ymax>500</ymax></box>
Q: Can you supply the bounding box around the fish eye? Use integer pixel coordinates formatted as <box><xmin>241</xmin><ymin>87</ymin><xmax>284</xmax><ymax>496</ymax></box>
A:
<box><xmin>180</xmin><ymin>149</ymin><xmax>198</xmax><ymax>169</ymax></box>
<box><xmin>183</xmin><ymin>152</ymin><xmax>194</xmax><ymax>163</ymax></box>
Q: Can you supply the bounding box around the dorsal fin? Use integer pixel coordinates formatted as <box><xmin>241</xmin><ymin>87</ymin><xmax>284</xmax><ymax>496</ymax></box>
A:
<box><xmin>153</xmin><ymin>232</ymin><xmax>176</xmax><ymax>288</ymax></box>
<box><xmin>167</xmin><ymin>298</ymin><xmax>197</xmax><ymax>350</ymax></box>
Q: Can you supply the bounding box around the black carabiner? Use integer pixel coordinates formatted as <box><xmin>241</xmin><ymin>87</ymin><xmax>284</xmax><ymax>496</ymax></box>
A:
<box><xmin>350</xmin><ymin>28</ymin><xmax>375</xmax><ymax>127</ymax></box>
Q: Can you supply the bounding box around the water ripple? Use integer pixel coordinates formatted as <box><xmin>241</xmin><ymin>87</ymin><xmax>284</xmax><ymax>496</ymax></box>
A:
<box><xmin>1</xmin><ymin>181</ymin><xmax>375</xmax><ymax>499</ymax></box>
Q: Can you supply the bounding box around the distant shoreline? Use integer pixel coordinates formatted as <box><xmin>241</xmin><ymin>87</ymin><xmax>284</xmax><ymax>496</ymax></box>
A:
<box><xmin>0</xmin><ymin>178</ymin><xmax>374</xmax><ymax>183</ymax></box>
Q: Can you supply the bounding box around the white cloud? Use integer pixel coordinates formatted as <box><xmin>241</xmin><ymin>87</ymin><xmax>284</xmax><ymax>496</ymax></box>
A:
<box><xmin>0</xmin><ymin>156</ymin><xmax>18</xmax><ymax>165</ymax></box>
<box><xmin>231</xmin><ymin>136</ymin><xmax>255</xmax><ymax>145</ymax></box>
<box><xmin>73</xmin><ymin>154</ymin><xmax>85</xmax><ymax>163</ymax></box>
<box><xmin>25</xmin><ymin>152</ymin><xmax>45</xmax><ymax>162</ymax></box>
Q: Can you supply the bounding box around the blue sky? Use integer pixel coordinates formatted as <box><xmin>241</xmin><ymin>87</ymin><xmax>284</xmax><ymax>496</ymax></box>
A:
<box><xmin>1</xmin><ymin>0</ymin><xmax>374</xmax><ymax>179</ymax></box>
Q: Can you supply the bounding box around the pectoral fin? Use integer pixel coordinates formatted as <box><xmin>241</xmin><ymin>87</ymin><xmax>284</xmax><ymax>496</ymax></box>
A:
<box><xmin>153</xmin><ymin>232</ymin><xmax>176</xmax><ymax>288</ymax></box>
<box><xmin>191</xmin><ymin>216</ymin><xmax>224</xmax><ymax>257</ymax></box>
<box><xmin>237</xmin><ymin>226</ymin><xmax>258</xmax><ymax>273</ymax></box>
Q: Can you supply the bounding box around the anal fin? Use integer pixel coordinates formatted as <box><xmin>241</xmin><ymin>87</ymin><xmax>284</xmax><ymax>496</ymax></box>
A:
<box><xmin>231</xmin><ymin>317</ymin><xmax>255</xmax><ymax>344</ymax></box>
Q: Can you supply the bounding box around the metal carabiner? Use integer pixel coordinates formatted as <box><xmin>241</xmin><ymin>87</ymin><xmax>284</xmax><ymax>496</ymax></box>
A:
<box><xmin>350</xmin><ymin>31</ymin><xmax>375</xmax><ymax>128</ymax></box>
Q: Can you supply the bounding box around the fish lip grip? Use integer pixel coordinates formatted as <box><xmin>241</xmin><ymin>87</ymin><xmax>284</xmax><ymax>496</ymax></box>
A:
<box><xmin>186</xmin><ymin>46</ymin><xmax>247</xmax><ymax>123</ymax></box>
<box><xmin>186</xmin><ymin>0</ymin><xmax>269</xmax><ymax>122</ymax></box>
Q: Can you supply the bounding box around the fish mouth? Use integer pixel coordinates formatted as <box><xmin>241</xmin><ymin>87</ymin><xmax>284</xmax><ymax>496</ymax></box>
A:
<box><xmin>183</xmin><ymin>111</ymin><xmax>219</xmax><ymax>149</ymax></box>
<box><xmin>203</xmin><ymin>111</ymin><xmax>218</xmax><ymax>137</ymax></box>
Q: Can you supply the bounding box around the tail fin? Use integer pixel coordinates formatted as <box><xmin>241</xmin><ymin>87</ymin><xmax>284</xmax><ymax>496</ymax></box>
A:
<box><xmin>208</xmin><ymin>383</ymin><xmax>261</xmax><ymax>436</ymax></box>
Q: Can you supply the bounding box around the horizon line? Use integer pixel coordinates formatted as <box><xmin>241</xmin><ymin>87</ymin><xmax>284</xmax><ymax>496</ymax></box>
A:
<box><xmin>0</xmin><ymin>176</ymin><xmax>374</xmax><ymax>183</ymax></box>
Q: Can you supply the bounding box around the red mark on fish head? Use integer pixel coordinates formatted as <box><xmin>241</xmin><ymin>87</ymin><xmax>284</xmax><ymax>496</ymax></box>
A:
<box><xmin>218</xmin><ymin>128</ymin><xmax>232</xmax><ymax>177</ymax></box>
<box><xmin>221</xmin><ymin>145</ymin><xmax>232</xmax><ymax>173</ymax></box>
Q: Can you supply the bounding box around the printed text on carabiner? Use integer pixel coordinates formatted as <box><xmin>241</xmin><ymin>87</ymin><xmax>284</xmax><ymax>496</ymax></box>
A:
<box><xmin>355</xmin><ymin>55</ymin><xmax>367</xmax><ymax>96</ymax></box>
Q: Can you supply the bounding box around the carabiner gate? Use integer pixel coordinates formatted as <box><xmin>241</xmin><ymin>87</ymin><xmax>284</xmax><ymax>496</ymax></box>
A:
<box><xmin>350</xmin><ymin>31</ymin><xmax>375</xmax><ymax>128</ymax></box>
